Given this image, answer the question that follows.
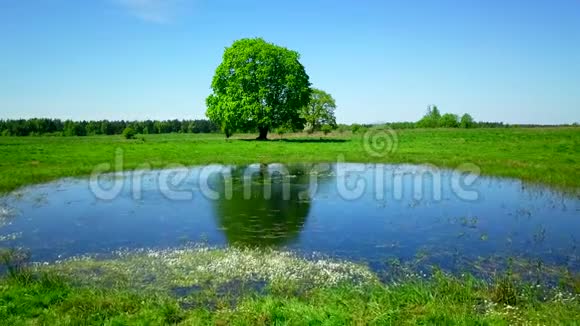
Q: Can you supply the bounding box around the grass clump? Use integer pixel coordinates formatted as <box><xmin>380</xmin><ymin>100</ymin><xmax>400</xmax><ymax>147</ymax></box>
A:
<box><xmin>492</xmin><ymin>275</ymin><xmax>519</xmax><ymax>306</ymax></box>
<box><xmin>0</xmin><ymin>248</ymin><xmax>32</xmax><ymax>283</ymax></box>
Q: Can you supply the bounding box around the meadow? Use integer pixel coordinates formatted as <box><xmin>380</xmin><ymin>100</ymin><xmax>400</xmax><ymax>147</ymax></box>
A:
<box><xmin>0</xmin><ymin>127</ymin><xmax>578</xmax><ymax>193</ymax></box>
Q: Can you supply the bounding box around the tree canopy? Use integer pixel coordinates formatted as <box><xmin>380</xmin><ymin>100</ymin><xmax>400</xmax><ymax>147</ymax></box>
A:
<box><xmin>206</xmin><ymin>38</ymin><xmax>311</xmax><ymax>139</ymax></box>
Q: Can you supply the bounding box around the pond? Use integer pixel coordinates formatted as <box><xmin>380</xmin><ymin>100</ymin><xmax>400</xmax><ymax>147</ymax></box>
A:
<box><xmin>1</xmin><ymin>163</ymin><xmax>578</xmax><ymax>278</ymax></box>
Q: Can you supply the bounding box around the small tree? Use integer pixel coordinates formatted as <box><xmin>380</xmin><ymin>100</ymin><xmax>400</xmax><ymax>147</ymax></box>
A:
<box><xmin>460</xmin><ymin>113</ymin><xmax>475</xmax><ymax>128</ymax></box>
<box><xmin>122</xmin><ymin>126</ymin><xmax>136</xmax><ymax>139</ymax></box>
<box><xmin>351</xmin><ymin>124</ymin><xmax>361</xmax><ymax>134</ymax></box>
<box><xmin>274</xmin><ymin>126</ymin><xmax>287</xmax><ymax>139</ymax></box>
<box><xmin>300</xmin><ymin>88</ymin><xmax>337</xmax><ymax>132</ymax></box>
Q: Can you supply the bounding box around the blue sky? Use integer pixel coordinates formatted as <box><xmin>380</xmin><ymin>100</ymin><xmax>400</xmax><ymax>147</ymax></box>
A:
<box><xmin>1</xmin><ymin>0</ymin><xmax>579</xmax><ymax>124</ymax></box>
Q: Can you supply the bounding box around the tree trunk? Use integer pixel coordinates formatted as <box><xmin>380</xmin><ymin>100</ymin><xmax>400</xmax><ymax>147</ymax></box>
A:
<box><xmin>257</xmin><ymin>127</ymin><xmax>269</xmax><ymax>140</ymax></box>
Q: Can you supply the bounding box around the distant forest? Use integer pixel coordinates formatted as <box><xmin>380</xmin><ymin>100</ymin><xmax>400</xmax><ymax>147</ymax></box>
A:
<box><xmin>0</xmin><ymin>119</ymin><xmax>218</xmax><ymax>136</ymax></box>
<box><xmin>0</xmin><ymin>117</ymin><xmax>576</xmax><ymax>137</ymax></box>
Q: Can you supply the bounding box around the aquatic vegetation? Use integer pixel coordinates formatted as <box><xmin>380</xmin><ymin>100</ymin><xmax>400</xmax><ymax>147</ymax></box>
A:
<box><xmin>533</xmin><ymin>226</ymin><xmax>547</xmax><ymax>244</ymax></box>
<box><xmin>46</xmin><ymin>246</ymin><xmax>377</xmax><ymax>293</ymax></box>
<box><xmin>0</xmin><ymin>205</ymin><xmax>14</xmax><ymax>228</ymax></box>
<box><xmin>459</xmin><ymin>216</ymin><xmax>478</xmax><ymax>228</ymax></box>
<box><xmin>0</xmin><ymin>232</ymin><xmax>22</xmax><ymax>242</ymax></box>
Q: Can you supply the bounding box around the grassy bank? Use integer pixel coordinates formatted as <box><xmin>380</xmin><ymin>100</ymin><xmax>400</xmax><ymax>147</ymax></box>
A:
<box><xmin>1</xmin><ymin>247</ymin><xmax>579</xmax><ymax>324</ymax></box>
<box><xmin>0</xmin><ymin>127</ymin><xmax>578</xmax><ymax>193</ymax></box>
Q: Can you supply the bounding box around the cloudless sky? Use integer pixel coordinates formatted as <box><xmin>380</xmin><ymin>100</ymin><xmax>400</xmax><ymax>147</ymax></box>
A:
<box><xmin>1</xmin><ymin>0</ymin><xmax>579</xmax><ymax>124</ymax></box>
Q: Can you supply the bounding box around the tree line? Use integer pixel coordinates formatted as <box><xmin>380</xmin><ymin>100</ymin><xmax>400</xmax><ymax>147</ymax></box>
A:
<box><xmin>379</xmin><ymin>105</ymin><xmax>573</xmax><ymax>130</ymax></box>
<box><xmin>0</xmin><ymin>119</ymin><xmax>218</xmax><ymax>137</ymax></box>
<box><xmin>381</xmin><ymin>121</ymin><xmax>509</xmax><ymax>129</ymax></box>
<box><xmin>343</xmin><ymin>107</ymin><xmax>506</xmax><ymax>133</ymax></box>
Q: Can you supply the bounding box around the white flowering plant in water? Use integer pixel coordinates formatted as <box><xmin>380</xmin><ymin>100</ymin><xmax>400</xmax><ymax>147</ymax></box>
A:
<box><xmin>0</xmin><ymin>205</ymin><xmax>14</xmax><ymax>227</ymax></box>
<box><xmin>44</xmin><ymin>245</ymin><xmax>377</xmax><ymax>295</ymax></box>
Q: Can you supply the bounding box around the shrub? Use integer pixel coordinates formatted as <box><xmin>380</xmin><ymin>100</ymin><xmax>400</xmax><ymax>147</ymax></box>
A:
<box><xmin>440</xmin><ymin>113</ymin><xmax>459</xmax><ymax>128</ymax></box>
<box><xmin>321</xmin><ymin>124</ymin><xmax>333</xmax><ymax>135</ymax></box>
<box><xmin>122</xmin><ymin>127</ymin><xmax>136</xmax><ymax>140</ymax></box>
<box><xmin>336</xmin><ymin>124</ymin><xmax>349</xmax><ymax>133</ymax></box>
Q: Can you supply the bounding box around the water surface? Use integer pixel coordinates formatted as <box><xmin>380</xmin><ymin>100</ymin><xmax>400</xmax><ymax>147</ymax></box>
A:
<box><xmin>1</xmin><ymin>163</ymin><xmax>578</xmax><ymax>276</ymax></box>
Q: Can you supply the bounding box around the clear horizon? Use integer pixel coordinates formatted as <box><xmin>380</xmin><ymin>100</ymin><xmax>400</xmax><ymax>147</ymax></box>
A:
<box><xmin>1</xmin><ymin>0</ymin><xmax>579</xmax><ymax>124</ymax></box>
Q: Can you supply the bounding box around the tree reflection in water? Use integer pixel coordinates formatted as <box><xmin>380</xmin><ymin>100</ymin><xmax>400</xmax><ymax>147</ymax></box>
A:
<box><xmin>210</xmin><ymin>163</ymin><xmax>317</xmax><ymax>247</ymax></box>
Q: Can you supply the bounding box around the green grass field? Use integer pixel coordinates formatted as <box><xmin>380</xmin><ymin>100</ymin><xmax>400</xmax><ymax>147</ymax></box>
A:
<box><xmin>0</xmin><ymin>127</ymin><xmax>578</xmax><ymax>193</ymax></box>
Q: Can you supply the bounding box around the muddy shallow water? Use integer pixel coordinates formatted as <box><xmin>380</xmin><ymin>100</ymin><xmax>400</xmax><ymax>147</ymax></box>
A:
<box><xmin>1</xmin><ymin>163</ymin><xmax>578</xmax><ymax>276</ymax></box>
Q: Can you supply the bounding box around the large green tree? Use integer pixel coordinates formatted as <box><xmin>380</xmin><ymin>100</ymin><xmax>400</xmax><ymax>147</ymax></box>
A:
<box><xmin>206</xmin><ymin>38</ymin><xmax>312</xmax><ymax>139</ymax></box>
<box><xmin>300</xmin><ymin>88</ymin><xmax>337</xmax><ymax>131</ymax></box>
